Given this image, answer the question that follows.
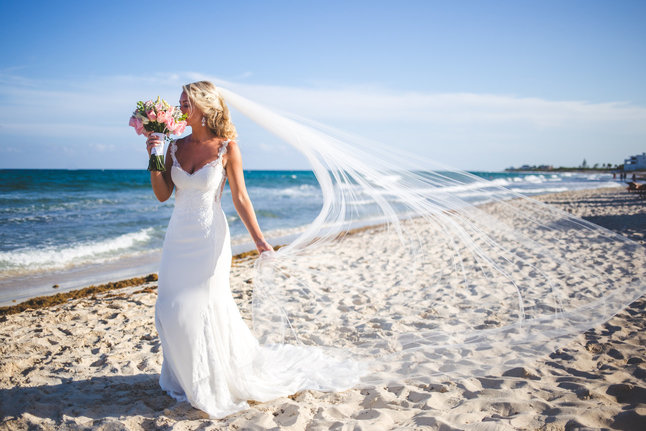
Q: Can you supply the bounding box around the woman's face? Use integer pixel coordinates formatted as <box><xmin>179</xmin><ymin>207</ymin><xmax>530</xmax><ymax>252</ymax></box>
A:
<box><xmin>179</xmin><ymin>91</ymin><xmax>201</xmax><ymax>128</ymax></box>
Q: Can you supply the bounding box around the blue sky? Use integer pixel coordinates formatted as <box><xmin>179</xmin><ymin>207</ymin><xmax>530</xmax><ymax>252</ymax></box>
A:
<box><xmin>1</xmin><ymin>0</ymin><xmax>644</xmax><ymax>170</ymax></box>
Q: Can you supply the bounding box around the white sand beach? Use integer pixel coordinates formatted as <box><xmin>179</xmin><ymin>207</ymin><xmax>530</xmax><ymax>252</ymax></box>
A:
<box><xmin>1</xmin><ymin>187</ymin><xmax>644</xmax><ymax>430</ymax></box>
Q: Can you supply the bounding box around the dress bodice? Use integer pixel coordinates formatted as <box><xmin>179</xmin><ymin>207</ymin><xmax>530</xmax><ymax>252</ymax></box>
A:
<box><xmin>169</xmin><ymin>139</ymin><xmax>229</xmax><ymax>229</ymax></box>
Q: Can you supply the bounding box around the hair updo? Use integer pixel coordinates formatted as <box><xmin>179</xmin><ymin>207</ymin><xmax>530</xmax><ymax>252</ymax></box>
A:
<box><xmin>182</xmin><ymin>81</ymin><xmax>238</xmax><ymax>140</ymax></box>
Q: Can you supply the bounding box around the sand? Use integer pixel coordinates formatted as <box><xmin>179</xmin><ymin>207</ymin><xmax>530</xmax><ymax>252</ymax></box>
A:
<box><xmin>0</xmin><ymin>186</ymin><xmax>644</xmax><ymax>430</ymax></box>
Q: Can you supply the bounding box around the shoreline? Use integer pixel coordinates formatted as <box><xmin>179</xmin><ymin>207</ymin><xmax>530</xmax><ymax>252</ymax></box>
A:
<box><xmin>0</xmin><ymin>221</ymin><xmax>387</xmax><ymax>316</ymax></box>
<box><xmin>2</xmin><ymin>186</ymin><xmax>642</xmax><ymax>316</ymax></box>
<box><xmin>0</xmin><ymin>172</ymin><xmax>623</xmax><ymax>306</ymax></box>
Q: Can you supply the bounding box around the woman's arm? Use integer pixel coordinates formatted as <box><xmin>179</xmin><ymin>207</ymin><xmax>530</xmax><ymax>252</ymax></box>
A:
<box><xmin>225</xmin><ymin>141</ymin><xmax>273</xmax><ymax>253</ymax></box>
<box><xmin>146</xmin><ymin>135</ymin><xmax>175</xmax><ymax>202</ymax></box>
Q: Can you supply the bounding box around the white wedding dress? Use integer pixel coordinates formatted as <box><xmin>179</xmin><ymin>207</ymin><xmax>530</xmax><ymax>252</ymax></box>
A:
<box><xmin>154</xmin><ymin>139</ymin><xmax>364</xmax><ymax>418</ymax></box>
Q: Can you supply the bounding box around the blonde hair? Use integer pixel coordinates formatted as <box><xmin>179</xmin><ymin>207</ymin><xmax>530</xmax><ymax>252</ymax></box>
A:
<box><xmin>182</xmin><ymin>81</ymin><xmax>238</xmax><ymax>139</ymax></box>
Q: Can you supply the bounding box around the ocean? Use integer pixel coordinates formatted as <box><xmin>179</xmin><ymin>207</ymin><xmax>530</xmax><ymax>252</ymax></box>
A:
<box><xmin>0</xmin><ymin>169</ymin><xmax>621</xmax><ymax>305</ymax></box>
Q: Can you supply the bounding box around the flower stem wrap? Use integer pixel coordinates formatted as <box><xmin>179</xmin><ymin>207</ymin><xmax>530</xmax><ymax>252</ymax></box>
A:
<box><xmin>148</xmin><ymin>132</ymin><xmax>167</xmax><ymax>172</ymax></box>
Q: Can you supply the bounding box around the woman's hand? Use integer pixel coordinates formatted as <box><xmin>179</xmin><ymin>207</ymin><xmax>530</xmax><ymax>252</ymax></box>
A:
<box><xmin>146</xmin><ymin>133</ymin><xmax>174</xmax><ymax>202</ymax></box>
<box><xmin>255</xmin><ymin>238</ymin><xmax>274</xmax><ymax>254</ymax></box>
<box><xmin>145</xmin><ymin>133</ymin><xmax>163</xmax><ymax>156</ymax></box>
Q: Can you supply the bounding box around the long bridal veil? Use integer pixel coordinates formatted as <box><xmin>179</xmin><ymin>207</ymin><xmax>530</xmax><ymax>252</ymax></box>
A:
<box><xmin>219</xmin><ymin>86</ymin><xmax>646</xmax><ymax>385</ymax></box>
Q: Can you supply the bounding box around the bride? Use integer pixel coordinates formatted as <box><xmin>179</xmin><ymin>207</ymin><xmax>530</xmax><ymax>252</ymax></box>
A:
<box><xmin>145</xmin><ymin>81</ymin><xmax>362</xmax><ymax>419</ymax></box>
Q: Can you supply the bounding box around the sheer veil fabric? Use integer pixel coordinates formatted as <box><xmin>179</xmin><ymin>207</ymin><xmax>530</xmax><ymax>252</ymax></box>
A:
<box><xmin>217</xmin><ymin>86</ymin><xmax>646</xmax><ymax>385</ymax></box>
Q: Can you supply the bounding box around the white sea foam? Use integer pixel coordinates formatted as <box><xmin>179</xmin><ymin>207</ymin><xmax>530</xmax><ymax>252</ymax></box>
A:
<box><xmin>250</xmin><ymin>184</ymin><xmax>321</xmax><ymax>199</ymax></box>
<box><xmin>523</xmin><ymin>175</ymin><xmax>546</xmax><ymax>184</ymax></box>
<box><xmin>0</xmin><ymin>227</ymin><xmax>155</xmax><ymax>272</ymax></box>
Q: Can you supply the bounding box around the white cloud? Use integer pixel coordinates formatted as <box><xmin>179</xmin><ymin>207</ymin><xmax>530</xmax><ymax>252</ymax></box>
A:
<box><xmin>1</xmin><ymin>71</ymin><xmax>645</xmax><ymax>170</ymax></box>
<box><xmin>216</xmin><ymin>79</ymin><xmax>646</xmax><ymax>130</ymax></box>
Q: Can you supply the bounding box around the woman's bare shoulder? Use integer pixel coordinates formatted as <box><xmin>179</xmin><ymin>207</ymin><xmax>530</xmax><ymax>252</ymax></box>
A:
<box><xmin>225</xmin><ymin>139</ymin><xmax>239</xmax><ymax>153</ymax></box>
<box><xmin>223</xmin><ymin>140</ymin><xmax>241</xmax><ymax>171</ymax></box>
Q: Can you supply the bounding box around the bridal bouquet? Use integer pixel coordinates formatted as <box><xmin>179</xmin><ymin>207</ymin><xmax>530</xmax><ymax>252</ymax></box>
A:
<box><xmin>129</xmin><ymin>97</ymin><xmax>188</xmax><ymax>171</ymax></box>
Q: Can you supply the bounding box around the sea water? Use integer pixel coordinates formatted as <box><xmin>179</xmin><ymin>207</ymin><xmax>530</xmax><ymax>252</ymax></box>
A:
<box><xmin>0</xmin><ymin>169</ymin><xmax>620</xmax><ymax>304</ymax></box>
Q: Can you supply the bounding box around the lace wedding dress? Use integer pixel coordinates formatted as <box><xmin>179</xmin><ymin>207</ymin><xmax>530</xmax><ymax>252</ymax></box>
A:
<box><xmin>154</xmin><ymin>139</ymin><xmax>363</xmax><ymax>418</ymax></box>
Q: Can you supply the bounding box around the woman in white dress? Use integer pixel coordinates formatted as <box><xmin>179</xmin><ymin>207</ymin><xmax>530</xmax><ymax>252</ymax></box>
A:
<box><xmin>145</xmin><ymin>81</ymin><xmax>361</xmax><ymax>418</ymax></box>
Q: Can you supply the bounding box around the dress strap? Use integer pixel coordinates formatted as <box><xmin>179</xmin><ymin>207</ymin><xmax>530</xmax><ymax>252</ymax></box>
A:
<box><xmin>216</xmin><ymin>140</ymin><xmax>230</xmax><ymax>172</ymax></box>
<box><xmin>218</xmin><ymin>139</ymin><xmax>230</xmax><ymax>158</ymax></box>
<box><xmin>169</xmin><ymin>139</ymin><xmax>179</xmax><ymax>166</ymax></box>
<box><xmin>216</xmin><ymin>140</ymin><xmax>231</xmax><ymax>201</ymax></box>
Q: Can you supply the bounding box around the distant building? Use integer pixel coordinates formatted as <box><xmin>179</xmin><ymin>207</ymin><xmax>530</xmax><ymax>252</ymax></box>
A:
<box><xmin>624</xmin><ymin>152</ymin><xmax>646</xmax><ymax>171</ymax></box>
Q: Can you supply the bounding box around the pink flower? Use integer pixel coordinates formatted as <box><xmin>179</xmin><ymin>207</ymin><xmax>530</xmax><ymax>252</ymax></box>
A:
<box><xmin>165</xmin><ymin>116</ymin><xmax>175</xmax><ymax>132</ymax></box>
<box><xmin>135</xmin><ymin>118</ymin><xmax>144</xmax><ymax>135</ymax></box>
<box><xmin>174</xmin><ymin>121</ymin><xmax>186</xmax><ymax>135</ymax></box>
<box><xmin>156</xmin><ymin>110</ymin><xmax>168</xmax><ymax>123</ymax></box>
<box><xmin>129</xmin><ymin>116</ymin><xmax>145</xmax><ymax>135</ymax></box>
<box><xmin>146</xmin><ymin>110</ymin><xmax>157</xmax><ymax>121</ymax></box>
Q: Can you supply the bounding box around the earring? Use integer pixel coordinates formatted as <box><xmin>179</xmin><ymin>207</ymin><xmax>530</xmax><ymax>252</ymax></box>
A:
<box><xmin>201</xmin><ymin>116</ymin><xmax>206</xmax><ymax>127</ymax></box>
